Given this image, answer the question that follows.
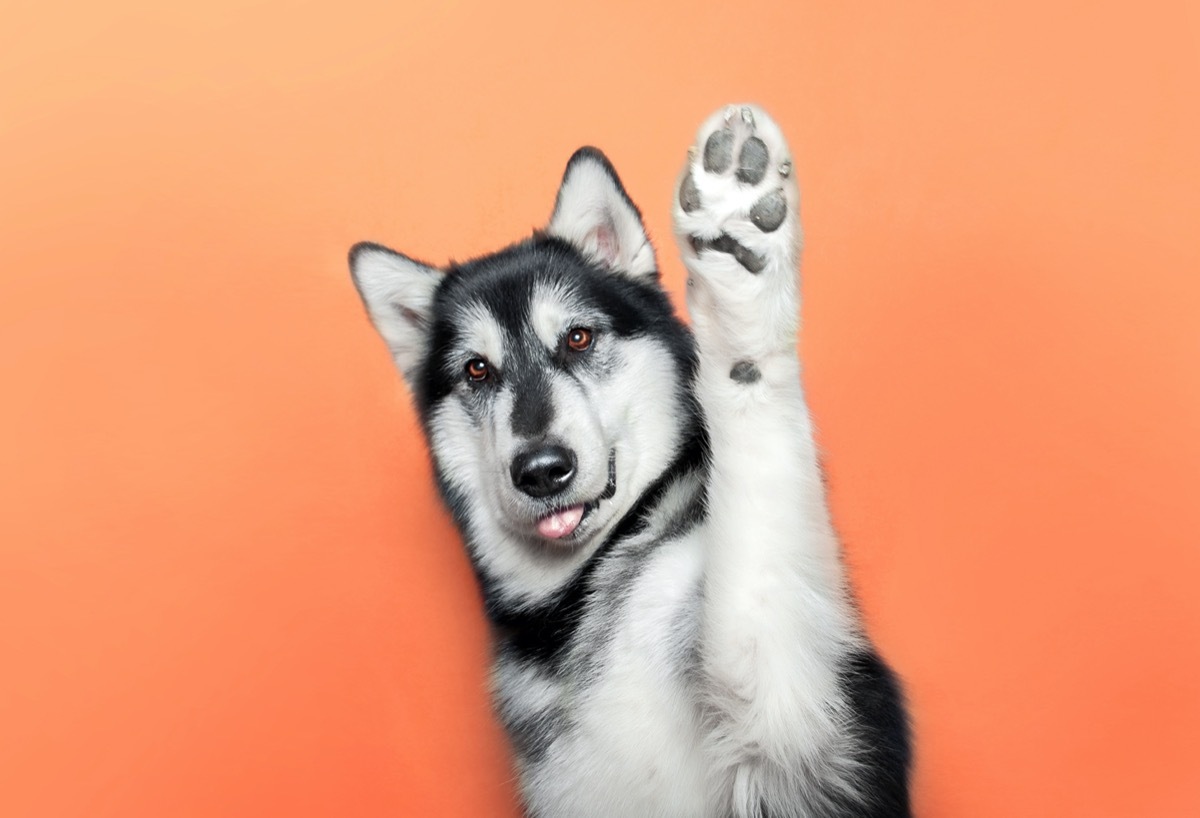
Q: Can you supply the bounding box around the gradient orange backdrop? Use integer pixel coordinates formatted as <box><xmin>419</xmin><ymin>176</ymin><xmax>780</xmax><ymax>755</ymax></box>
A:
<box><xmin>2</xmin><ymin>2</ymin><xmax>1198</xmax><ymax>816</ymax></box>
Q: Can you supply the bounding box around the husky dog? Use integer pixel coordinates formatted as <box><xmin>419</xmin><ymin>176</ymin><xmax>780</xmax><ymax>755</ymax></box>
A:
<box><xmin>349</xmin><ymin>105</ymin><xmax>911</xmax><ymax>817</ymax></box>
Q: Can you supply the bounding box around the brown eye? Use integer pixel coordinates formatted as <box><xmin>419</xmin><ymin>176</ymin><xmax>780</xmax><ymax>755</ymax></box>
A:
<box><xmin>566</xmin><ymin>327</ymin><xmax>593</xmax><ymax>352</ymax></box>
<box><xmin>465</xmin><ymin>358</ymin><xmax>490</xmax><ymax>382</ymax></box>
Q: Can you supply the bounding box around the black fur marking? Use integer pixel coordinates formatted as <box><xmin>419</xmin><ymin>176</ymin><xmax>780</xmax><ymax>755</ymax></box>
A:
<box><xmin>736</xmin><ymin>136</ymin><xmax>769</xmax><ymax>185</ymax></box>
<box><xmin>493</xmin><ymin>660</ymin><xmax>569</xmax><ymax>765</ymax></box>
<box><xmin>506</xmin><ymin>708</ymin><xmax>562</xmax><ymax>762</ymax></box>
<box><xmin>598</xmin><ymin>450</ymin><xmax>617</xmax><ymax>500</ymax></box>
<box><xmin>509</xmin><ymin>707</ymin><xmax>567</xmax><ymax>764</ymax></box>
<box><xmin>659</xmin><ymin>481</ymin><xmax>707</xmax><ymax>542</ymax></box>
<box><xmin>679</xmin><ymin>170</ymin><xmax>702</xmax><ymax>213</ymax></box>
<box><xmin>749</xmin><ymin>189</ymin><xmax>787</xmax><ymax>233</ymax></box>
<box><xmin>730</xmin><ymin>360</ymin><xmax>761</xmax><ymax>384</ymax></box>
<box><xmin>690</xmin><ymin>234</ymin><xmax>767</xmax><ymax>274</ymax></box>
<box><xmin>838</xmin><ymin>650</ymin><xmax>913</xmax><ymax>817</ymax></box>
<box><xmin>510</xmin><ymin>369</ymin><xmax>554</xmax><ymax>438</ymax></box>
<box><xmin>703</xmin><ymin>128</ymin><xmax>735</xmax><ymax>173</ymax></box>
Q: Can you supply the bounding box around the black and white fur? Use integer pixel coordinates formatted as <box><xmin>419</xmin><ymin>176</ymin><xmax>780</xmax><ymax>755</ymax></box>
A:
<box><xmin>350</xmin><ymin>105</ymin><xmax>911</xmax><ymax>817</ymax></box>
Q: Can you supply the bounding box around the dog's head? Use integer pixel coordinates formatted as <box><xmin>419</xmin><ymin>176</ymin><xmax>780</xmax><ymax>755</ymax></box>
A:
<box><xmin>351</xmin><ymin>148</ymin><xmax>700</xmax><ymax>604</ymax></box>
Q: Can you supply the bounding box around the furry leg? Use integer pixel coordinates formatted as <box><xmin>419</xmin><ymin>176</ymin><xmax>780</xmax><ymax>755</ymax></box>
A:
<box><xmin>674</xmin><ymin>104</ymin><xmax>864</xmax><ymax>817</ymax></box>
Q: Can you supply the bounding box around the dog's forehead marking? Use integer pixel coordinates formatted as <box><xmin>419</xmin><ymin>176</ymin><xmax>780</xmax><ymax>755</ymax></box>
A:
<box><xmin>530</xmin><ymin>281</ymin><xmax>583</xmax><ymax>351</ymax></box>
<box><xmin>455</xmin><ymin>301</ymin><xmax>507</xmax><ymax>368</ymax></box>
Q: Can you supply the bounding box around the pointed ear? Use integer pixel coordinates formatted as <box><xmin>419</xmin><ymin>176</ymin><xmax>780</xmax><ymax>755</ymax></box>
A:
<box><xmin>547</xmin><ymin>147</ymin><xmax>657</xmax><ymax>281</ymax></box>
<box><xmin>349</xmin><ymin>242</ymin><xmax>441</xmax><ymax>382</ymax></box>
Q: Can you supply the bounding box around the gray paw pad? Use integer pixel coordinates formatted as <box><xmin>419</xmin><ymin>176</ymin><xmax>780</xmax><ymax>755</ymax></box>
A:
<box><xmin>679</xmin><ymin>171</ymin><xmax>702</xmax><ymax>213</ymax></box>
<box><xmin>703</xmin><ymin>128</ymin><xmax>735</xmax><ymax>173</ymax></box>
<box><xmin>749</xmin><ymin>189</ymin><xmax>787</xmax><ymax>233</ymax></box>
<box><xmin>730</xmin><ymin>360</ymin><xmax>761</xmax><ymax>384</ymax></box>
<box><xmin>736</xmin><ymin>137</ymin><xmax>769</xmax><ymax>185</ymax></box>
<box><xmin>690</xmin><ymin>234</ymin><xmax>766</xmax><ymax>274</ymax></box>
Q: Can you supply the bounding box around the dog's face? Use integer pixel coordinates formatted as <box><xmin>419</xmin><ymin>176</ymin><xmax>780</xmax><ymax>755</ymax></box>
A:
<box><xmin>351</xmin><ymin>149</ymin><xmax>699</xmax><ymax>604</ymax></box>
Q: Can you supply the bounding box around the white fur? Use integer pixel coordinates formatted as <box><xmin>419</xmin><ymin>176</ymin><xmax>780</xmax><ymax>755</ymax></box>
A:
<box><xmin>523</xmin><ymin>538</ymin><xmax>709</xmax><ymax>817</ymax></box>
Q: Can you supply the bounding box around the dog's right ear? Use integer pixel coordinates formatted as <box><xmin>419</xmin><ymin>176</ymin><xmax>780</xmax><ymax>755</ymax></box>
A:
<box><xmin>349</xmin><ymin>242</ymin><xmax>441</xmax><ymax>382</ymax></box>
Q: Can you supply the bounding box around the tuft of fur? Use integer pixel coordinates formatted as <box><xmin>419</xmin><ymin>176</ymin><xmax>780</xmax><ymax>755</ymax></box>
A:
<box><xmin>350</xmin><ymin>107</ymin><xmax>910</xmax><ymax>817</ymax></box>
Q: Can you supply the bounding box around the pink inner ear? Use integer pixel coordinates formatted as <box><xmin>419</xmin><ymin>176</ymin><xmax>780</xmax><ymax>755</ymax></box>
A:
<box><xmin>588</xmin><ymin>221</ymin><xmax>619</xmax><ymax>266</ymax></box>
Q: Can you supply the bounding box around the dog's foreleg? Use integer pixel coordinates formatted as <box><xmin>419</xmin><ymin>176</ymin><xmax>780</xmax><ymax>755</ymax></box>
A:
<box><xmin>673</xmin><ymin>104</ymin><xmax>862</xmax><ymax>815</ymax></box>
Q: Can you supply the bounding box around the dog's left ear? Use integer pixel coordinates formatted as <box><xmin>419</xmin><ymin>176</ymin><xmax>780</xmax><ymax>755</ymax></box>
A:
<box><xmin>547</xmin><ymin>147</ymin><xmax>657</xmax><ymax>281</ymax></box>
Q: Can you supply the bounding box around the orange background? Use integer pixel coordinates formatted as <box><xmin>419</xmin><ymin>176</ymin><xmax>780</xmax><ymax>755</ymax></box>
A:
<box><xmin>2</xmin><ymin>2</ymin><xmax>1198</xmax><ymax>816</ymax></box>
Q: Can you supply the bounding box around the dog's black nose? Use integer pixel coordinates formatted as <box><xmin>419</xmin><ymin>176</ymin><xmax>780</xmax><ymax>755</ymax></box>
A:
<box><xmin>511</xmin><ymin>444</ymin><xmax>576</xmax><ymax>498</ymax></box>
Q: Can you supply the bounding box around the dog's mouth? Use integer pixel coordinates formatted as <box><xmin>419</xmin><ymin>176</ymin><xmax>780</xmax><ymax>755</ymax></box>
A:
<box><xmin>535</xmin><ymin>450</ymin><xmax>616</xmax><ymax>541</ymax></box>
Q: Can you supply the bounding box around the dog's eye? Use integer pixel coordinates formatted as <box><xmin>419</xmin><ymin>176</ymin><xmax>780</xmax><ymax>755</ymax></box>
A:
<box><xmin>566</xmin><ymin>327</ymin><xmax>594</xmax><ymax>352</ymax></box>
<box><xmin>465</xmin><ymin>358</ymin><xmax>491</xmax><ymax>382</ymax></box>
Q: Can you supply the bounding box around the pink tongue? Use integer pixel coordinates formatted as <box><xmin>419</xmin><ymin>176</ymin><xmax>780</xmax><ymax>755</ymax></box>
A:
<box><xmin>537</xmin><ymin>505</ymin><xmax>585</xmax><ymax>539</ymax></box>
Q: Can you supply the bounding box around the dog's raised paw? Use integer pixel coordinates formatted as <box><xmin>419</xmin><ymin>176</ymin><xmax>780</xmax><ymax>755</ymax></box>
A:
<box><xmin>674</xmin><ymin>104</ymin><xmax>799</xmax><ymax>278</ymax></box>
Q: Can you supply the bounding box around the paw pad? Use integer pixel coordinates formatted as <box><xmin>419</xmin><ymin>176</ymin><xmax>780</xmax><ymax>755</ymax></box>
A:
<box><xmin>703</xmin><ymin>129</ymin><xmax>735</xmax><ymax>174</ymax></box>
<box><xmin>735</xmin><ymin>137</ymin><xmax>769</xmax><ymax>185</ymax></box>
<box><xmin>729</xmin><ymin>360</ymin><xmax>762</xmax><ymax>384</ymax></box>
<box><xmin>679</xmin><ymin>106</ymin><xmax>792</xmax><ymax>274</ymax></box>
<box><xmin>679</xmin><ymin>171</ymin><xmax>702</xmax><ymax>213</ymax></box>
<box><xmin>749</xmin><ymin>190</ymin><xmax>786</xmax><ymax>233</ymax></box>
<box><xmin>690</xmin><ymin>234</ymin><xmax>765</xmax><ymax>274</ymax></box>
